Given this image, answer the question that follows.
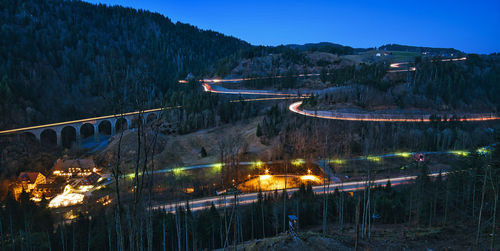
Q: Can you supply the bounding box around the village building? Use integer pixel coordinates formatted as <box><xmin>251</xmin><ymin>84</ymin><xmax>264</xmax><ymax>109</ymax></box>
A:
<box><xmin>13</xmin><ymin>172</ymin><xmax>46</xmax><ymax>199</ymax></box>
<box><xmin>77</xmin><ymin>172</ymin><xmax>102</xmax><ymax>189</ymax></box>
<box><xmin>52</xmin><ymin>158</ymin><xmax>98</xmax><ymax>177</ymax></box>
<box><xmin>18</xmin><ymin>172</ymin><xmax>46</xmax><ymax>191</ymax></box>
<box><xmin>32</xmin><ymin>183</ymin><xmax>64</xmax><ymax>200</ymax></box>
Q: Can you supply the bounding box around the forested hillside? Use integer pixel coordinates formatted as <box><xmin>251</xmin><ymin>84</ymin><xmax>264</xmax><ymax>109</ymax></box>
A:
<box><xmin>0</xmin><ymin>0</ymin><xmax>250</xmax><ymax>130</ymax></box>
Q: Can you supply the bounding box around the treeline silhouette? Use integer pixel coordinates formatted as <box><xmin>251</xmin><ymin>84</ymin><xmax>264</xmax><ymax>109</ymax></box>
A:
<box><xmin>0</xmin><ymin>0</ymin><xmax>250</xmax><ymax>130</ymax></box>
<box><xmin>1</xmin><ymin>144</ymin><xmax>498</xmax><ymax>250</ymax></box>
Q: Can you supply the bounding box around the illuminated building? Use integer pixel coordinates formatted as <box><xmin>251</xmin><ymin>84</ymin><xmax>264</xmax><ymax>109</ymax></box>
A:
<box><xmin>17</xmin><ymin>172</ymin><xmax>46</xmax><ymax>191</ymax></box>
<box><xmin>52</xmin><ymin>158</ymin><xmax>98</xmax><ymax>177</ymax></box>
<box><xmin>13</xmin><ymin>172</ymin><xmax>46</xmax><ymax>199</ymax></box>
<box><xmin>32</xmin><ymin>183</ymin><xmax>64</xmax><ymax>201</ymax></box>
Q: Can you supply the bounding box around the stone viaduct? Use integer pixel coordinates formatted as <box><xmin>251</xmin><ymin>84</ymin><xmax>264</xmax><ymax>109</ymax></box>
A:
<box><xmin>0</xmin><ymin>107</ymin><xmax>176</xmax><ymax>148</ymax></box>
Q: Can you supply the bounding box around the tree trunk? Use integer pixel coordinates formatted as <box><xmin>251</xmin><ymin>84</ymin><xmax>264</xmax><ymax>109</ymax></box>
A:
<box><xmin>355</xmin><ymin>194</ymin><xmax>360</xmax><ymax>251</ymax></box>
<box><xmin>283</xmin><ymin>161</ymin><xmax>287</xmax><ymax>233</ymax></box>
<box><xmin>87</xmin><ymin>218</ymin><xmax>92</xmax><ymax>251</ymax></box>
<box><xmin>185</xmin><ymin>206</ymin><xmax>189</xmax><ymax>251</ymax></box>
<box><xmin>175</xmin><ymin>208</ymin><xmax>181</xmax><ymax>251</ymax></box>
<box><xmin>261</xmin><ymin>197</ymin><xmax>265</xmax><ymax>238</ymax></box>
<box><xmin>47</xmin><ymin>231</ymin><xmax>52</xmax><ymax>251</ymax></box>
<box><xmin>490</xmin><ymin>168</ymin><xmax>498</xmax><ymax>251</ymax></box>
<box><xmin>443</xmin><ymin>181</ymin><xmax>449</xmax><ymax>226</ymax></box>
<box><xmin>476</xmin><ymin>169</ymin><xmax>488</xmax><ymax>246</ymax></box>
<box><xmin>113</xmin><ymin>130</ymin><xmax>125</xmax><ymax>251</ymax></box>
<box><xmin>162</xmin><ymin>216</ymin><xmax>166</xmax><ymax>251</ymax></box>
<box><xmin>251</xmin><ymin>204</ymin><xmax>255</xmax><ymax>240</ymax></box>
<box><xmin>60</xmin><ymin>224</ymin><xmax>65</xmax><ymax>251</ymax></box>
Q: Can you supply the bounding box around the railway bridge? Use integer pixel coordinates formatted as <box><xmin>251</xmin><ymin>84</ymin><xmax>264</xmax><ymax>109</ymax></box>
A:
<box><xmin>0</xmin><ymin>108</ymin><xmax>173</xmax><ymax>148</ymax></box>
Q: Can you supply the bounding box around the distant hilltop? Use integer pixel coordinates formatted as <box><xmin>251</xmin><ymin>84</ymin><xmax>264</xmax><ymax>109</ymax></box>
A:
<box><xmin>284</xmin><ymin>42</ymin><xmax>463</xmax><ymax>56</ymax></box>
<box><xmin>285</xmin><ymin>42</ymin><xmax>373</xmax><ymax>55</ymax></box>
<box><xmin>378</xmin><ymin>43</ymin><xmax>463</xmax><ymax>56</ymax></box>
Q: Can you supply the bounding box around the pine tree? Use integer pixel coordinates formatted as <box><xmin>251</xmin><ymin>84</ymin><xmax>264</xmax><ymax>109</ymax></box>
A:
<box><xmin>256</xmin><ymin>123</ymin><xmax>262</xmax><ymax>137</ymax></box>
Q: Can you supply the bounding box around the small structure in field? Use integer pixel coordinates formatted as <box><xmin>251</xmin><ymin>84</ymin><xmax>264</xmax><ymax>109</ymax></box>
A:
<box><xmin>77</xmin><ymin>172</ymin><xmax>102</xmax><ymax>190</ymax></box>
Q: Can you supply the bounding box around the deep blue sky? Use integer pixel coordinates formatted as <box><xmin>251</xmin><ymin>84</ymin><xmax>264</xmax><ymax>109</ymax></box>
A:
<box><xmin>85</xmin><ymin>0</ymin><xmax>500</xmax><ymax>54</ymax></box>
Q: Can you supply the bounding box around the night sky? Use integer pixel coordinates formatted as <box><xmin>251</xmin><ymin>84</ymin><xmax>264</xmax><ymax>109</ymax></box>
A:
<box><xmin>84</xmin><ymin>0</ymin><xmax>500</xmax><ymax>54</ymax></box>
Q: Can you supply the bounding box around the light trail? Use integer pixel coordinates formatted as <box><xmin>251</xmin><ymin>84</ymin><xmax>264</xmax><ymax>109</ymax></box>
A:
<box><xmin>387</xmin><ymin>67</ymin><xmax>416</xmax><ymax>73</ymax></box>
<box><xmin>202</xmin><ymin>83</ymin><xmax>301</xmax><ymax>96</ymax></box>
<box><xmin>289</xmin><ymin>101</ymin><xmax>500</xmax><ymax>122</ymax></box>
<box><xmin>388</xmin><ymin>57</ymin><xmax>467</xmax><ymax>72</ymax></box>
<box><xmin>152</xmin><ymin>171</ymin><xmax>448</xmax><ymax>213</ymax></box>
<box><xmin>229</xmin><ymin>97</ymin><xmax>307</xmax><ymax>103</ymax></box>
<box><xmin>0</xmin><ymin>106</ymin><xmax>181</xmax><ymax>135</ymax></box>
<box><xmin>179</xmin><ymin>73</ymin><xmax>322</xmax><ymax>84</ymax></box>
<box><xmin>127</xmin><ymin>145</ymin><xmax>492</xmax><ymax>179</ymax></box>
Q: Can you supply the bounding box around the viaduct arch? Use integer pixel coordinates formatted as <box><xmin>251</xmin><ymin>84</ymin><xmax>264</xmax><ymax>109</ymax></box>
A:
<box><xmin>0</xmin><ymin>108</ymin><xmax>166</xmax><ymax>147</ymax></box>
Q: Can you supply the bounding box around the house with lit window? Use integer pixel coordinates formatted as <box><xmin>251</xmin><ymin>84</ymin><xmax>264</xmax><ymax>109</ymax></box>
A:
<box><xmin>52</xmin><ymin>158</ymin><xmax>97</xmax><ymax>177</ymax></box>
<box><xmin>32</xmin><ymin>183</ymin><xmax>64</xmax><ymax>201</ymax></box>
<box><xmin>12</xmin><ymin>172</ymin><xmax>46</xmax><ymax>199</ymax></box>
<box><xmin>18</xmin><ymin>172</ymin><xmax>46</xmax><ymax>191</ymax></box>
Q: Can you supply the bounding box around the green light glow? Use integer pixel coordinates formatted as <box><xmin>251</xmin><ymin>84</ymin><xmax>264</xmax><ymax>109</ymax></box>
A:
<box><xmin>252</xmin><ymin>161</ymin><xmax>264</xmax><ymax>169</ymax></box>
<box><xmin>395</xmin><ymin>152</ymin><xmax>412</xmax><ymax>158</ymax></box>
<box><xmin>291</xmin><ymin>159</ymin><xmax>305</xmax><ymax>166</ymax></box>
<box><xmin>329</xmin><ymin>159</ymin><xmax>346</xmax><ymax>165</ymax></box>
<box><xmin>367</xmin><ymin>156</ymin><xmax>382</xmax><ymax>162</ymax></box>
<box><xmin>449</xmin><ymin>150</ymin><xmax>469</xmax><ymax>156</ymax></box>
<box><xmin>172</xmin><ymin>167</ymin><xmax>185</xmax><ymax>176</ymax></box>
<box><xmin>476</xmin><ymin>147</ymin><xmax>490</xmax><ymax>155</ymax></box>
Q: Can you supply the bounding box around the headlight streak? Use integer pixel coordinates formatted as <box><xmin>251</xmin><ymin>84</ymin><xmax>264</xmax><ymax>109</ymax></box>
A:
<box><xmin>289</xmin><ymin>101</ymin><xmax>500</xmax><ymax>122</ymax></box>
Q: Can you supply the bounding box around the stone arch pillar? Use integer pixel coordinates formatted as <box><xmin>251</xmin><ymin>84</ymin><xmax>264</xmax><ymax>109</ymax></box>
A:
<box><xmin>32</xmin><ymin>130</ymin><xmax>42</xmax><ymax>142</ymax></box>
<box><xmin>126</xmin><ymin>118</ymin><xmax>131</xmax><ymax>131</ymax></box>
<box><xmin>55</xmin><ymin>127</ymin><xmax>63</xmax><ymax>147</ymax></box>
<box><xmin>75</xmin><ymin>124</ymin><xmax>82</xmax><ymax>145</ymax></box>
<box><xmin>94</xmin><ymin>123</ymin><xmax>99</xmax><ymax>142</ymax></box>
<box><xmin>109</xmin><ymin>118</ymin><xmax>118</xmax><ymax>135</ymax></box>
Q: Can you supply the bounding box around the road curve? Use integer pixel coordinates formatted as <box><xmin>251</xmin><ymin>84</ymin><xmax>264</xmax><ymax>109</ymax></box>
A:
<box><xmin>202</xmin><ymin>83</ymin><xmax>301</xmax><ymax>96</ymax></box>
<box><xmin>289</xmin><ymin>101</ymin><xmax>500</xmax><ymax>122</ymax></box>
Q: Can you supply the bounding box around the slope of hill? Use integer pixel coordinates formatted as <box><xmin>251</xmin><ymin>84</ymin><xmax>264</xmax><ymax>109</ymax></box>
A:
<box><xmin>0</xmin><ymin>0</ymin><xmax>250</xmax><ymax>130</ymax></box>
<box><xmin>220</xmin><ymin>232</ymin><xmax>351</xmax><ymax>251</ymax></box>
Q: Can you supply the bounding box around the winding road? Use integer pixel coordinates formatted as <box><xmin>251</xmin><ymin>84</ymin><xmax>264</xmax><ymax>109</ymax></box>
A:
<box><xmin>288</xmin><ymin>101</ymin><xmax>500</xmax><ymax>122</ymax></box>
<box><xmin>153</xmin><ymin>172</ymin><xmax>446</xmax><ymax>212</ymax></box>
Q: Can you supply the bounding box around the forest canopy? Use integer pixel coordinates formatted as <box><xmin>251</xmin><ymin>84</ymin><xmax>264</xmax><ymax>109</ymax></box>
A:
<box><xmin>0</xmin><ymin>0</ymin><xmax>250</xmax><ymax>130</ymax></box>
